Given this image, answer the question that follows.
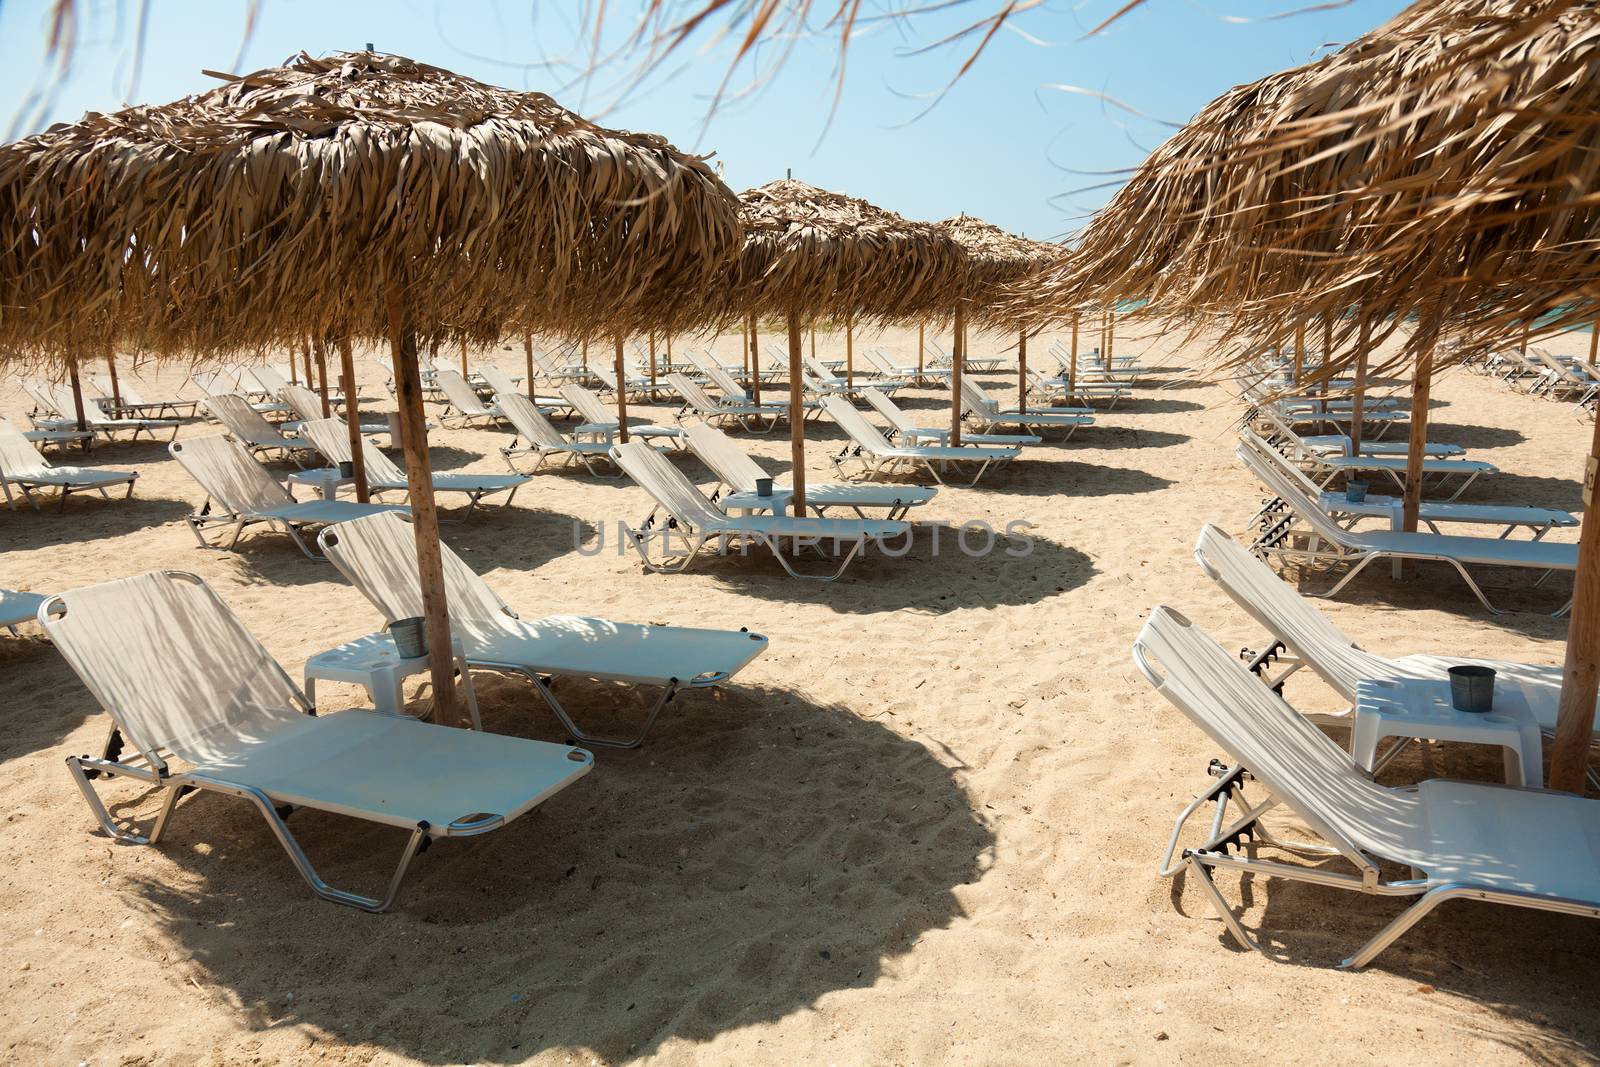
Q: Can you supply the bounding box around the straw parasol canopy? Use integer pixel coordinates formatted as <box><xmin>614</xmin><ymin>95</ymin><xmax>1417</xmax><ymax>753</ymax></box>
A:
<box><xmin>723</xmin><ymin>178</ymin><xmax>969</xmax><ymax>509</ymax></box>
<box><xmin>0</xmin><ymin>51</ymin><xmax>743</xmax><ymax>725</ymax></box>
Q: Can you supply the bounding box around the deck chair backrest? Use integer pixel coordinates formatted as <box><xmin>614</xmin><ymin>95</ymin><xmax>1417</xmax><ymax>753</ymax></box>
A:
<box><xmin>282</xmin><ymin>383</ymin><xmax>327</xmax><ymax>424</ymax></box>
<box><xmin>191</xmin><ymin>368</ymin><xmax>239</xmax><ymax>398</ymax></box>
<box><xmin>592</xmin><ymin>365</ymin><xmax>622</xmax><ymax>392</ymax></box>
<box><xmin>1235</xmin><ymin>442</ymin><xmax>1353</xmax><ymax>547</ymax></box>
<box><xmin>802</xmin><ymin>354</ymin><xmax>837</xmax><ymax>381</ymax></box>
<box><xmin>206</xmin><ymin>393</ymin><xmax>283</xmax><ymax>443</ymax></box>
<box><xmin>435</xmin><ymin>369</ymin><xmax>492</xmax><ymax>415</ymax></box>
<box><xmin>246</xmin><ymin>365</ymin><xmax>290</xmax><ymax>397</ymax></box>
<box><xmin>297</xmin><ymin>418</ymin><xmax>406</xmax><ymax>485</ymax></box>
<box><xmin>41</xmin><ymin>570</ymin><xmax>307</xmax><ymax>768</ymax></box>
<box><xmin>821</xmin><ymin>395</ymin><xmax>895</xmax><ymax>453</ymax></box>
<box><xmin>1239</xmin><ymin>429</ymin><xmax>1332</xmax><ymax>500</ymax></box>
<box><xmin>701</xmin><ymin>363</ymin><xmax>751</xmax><ymax>401</ymax></box>
<box><xmin>478</xmin><ymin>365</ymin><xmax>520</xmax><ymax>398</ymax></box>
<box><xmin>1132</xmin><ymin>606</ymin><xmax>1417</xmax><ymax>870</ymax></box>
<box><xmin>500</xmin><ymin>393</ymin><xmax>567</xmax><ymax>448</ymax></box>
<box><xmin>1192</xmin><ymin>524</ymin><xmax>1378</xmax><ymax>702</ymax></box>
<box><xmin>668</xmin><ymin>373</ymin><xmax>721</xmax><ymax>413</ymax></box>
<box><xmin>959</xmin><ymin>378</ymin><xmax>998</xmax><ymax>415</ymax></box>
<box><xmin>170</xmin><ymin>435</ymin><xmax>293</xmax><ymax>515</ymax></box>
<box><xmin>610</xmin><ymin>440</ymin><xmax>726</xmax><ymax>530</ymax></box>
<box><xmin>683</xmin><ymin>422</ymin><xmax>765</xmax><ymax>491</ymax></box>
<box><xmin>860</xmin><ymin>388</ymin><xmax>916</xmax><ymax>434</ymax></box>
<box><xmin>559</xmin><ymin>384</ymin><xmax>614</xmax><ymax>425</ymax></box>
<box><xmin>24</xmin><ymin>381</ymin><xmax>64</xmax><ymax>417</ymax></box>
<box><xmin>0</xmin><ymin>424</ymin><xmax>50</xmax><ymax>476</ymax></box>
<box><xmin>319</xmin><ymin>511</ymin><xmax>507</xmax><ymax>627</ymax></box>
<box><xmin>531</xmin><ymin>349</ymin><xmax>566</xmax><ymax>378</ymax></box>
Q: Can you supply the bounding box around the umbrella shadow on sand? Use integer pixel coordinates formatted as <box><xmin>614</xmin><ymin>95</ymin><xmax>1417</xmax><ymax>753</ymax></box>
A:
<box><xmin>0</xmin><ymin>493</ymin><xmax>193</xmax><ymax>550</ymax></box>
<box><xmin>104</xmin><ymin>682</ymin><xmax>994</xmax><ymax>1062</ymax></box>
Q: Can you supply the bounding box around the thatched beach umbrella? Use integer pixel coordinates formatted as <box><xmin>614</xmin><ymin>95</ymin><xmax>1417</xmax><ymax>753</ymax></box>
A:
<box><xmin>938</xmin><ymin>214</ymin><xmax>1063</xmax><ymax>415</ymax></box>
<box><xmin>1011</xmin><ymin>0</ymin><xmax>1600</xmax><ymax>788</ymax></box>
<box><xmin>727</xmin><ymin>178</ymin><xmax>967</xmax><ymax>511</ymax></box>
<box><xmin>0</xmin><ymin>50</ymin><xmax>741</xmax><ymax>722</ymax></box>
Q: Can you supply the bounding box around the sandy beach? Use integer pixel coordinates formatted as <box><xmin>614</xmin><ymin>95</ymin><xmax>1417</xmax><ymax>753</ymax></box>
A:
<box><xmin>3</xmin><ymin>322</ymin><xmax>1599</xmax><ymax>1065</ymax></box>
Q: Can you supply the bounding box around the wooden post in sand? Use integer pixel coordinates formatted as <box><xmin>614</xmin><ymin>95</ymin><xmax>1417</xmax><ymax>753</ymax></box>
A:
<box><xmin>786</xmin><ymin>311</ymin><xmax>807</xmax><ymax>515</ymax></box>
<box><xmin>1295</xmin><ymin>320</ymin><xmax>1307</xmax><ymax>384</ymax></box>
<box><xmin>314</xmin><ymin>338</ymin><xmax>332</xmax><ymax>417</ymax></box>
<box><xmin>1401</xmin><ymin>309</ymin><xmax>1439</xmax><ymax>537</ymax></box>
<box><xmin>338</xmin><ymin>337</ymin><xmax>369</xmax><ymax>503</ymax></box>
<box><xmin>581</xmin><ymin>338</ymin><xmax>589</xmax><ymax>372</ymax></box>
<box><xmin>104</xmin><ymin>349</ymin><xmax>122</xmax><ymax>411</ymax></box>
<box><xmin>460</xmin><ymin>338</ymin><xmax>469</xmax><ymax>377</ymax></box>
<box><xmin>302</xmin><ymin>338</ymin><xmax>315</xmax><ymax>388</ymax></box>
<box><xmin>748</xmin><ymin>314</ymin><xmax>762</xmax><ymax>406</ymax></box>
<box><xmin>523</xmin><ymin>333</ymin><xmax>535</xmax><ymax>397</ymax></box>
<box><xmin>1017</xmin><ymin>329</ymin><xmax>1028</xmax><ymax>414</ymax></box>
<box><xmin>647</xmin><ymin>330</ymin><xmax>658</xmax><ymax>397</ymax></box>
<box><xmin>917</xmin><ymin>323</ymin><xmax>925</xmax><ymax>380</ymax></box>
<box><xmin>1348</xmin><ymin>315</ymin><xmax>1372</xmax><ymax>457</ymax></box>
<box><xmin>1069</xmin><ymin>312</ymin><xmax>1080</xmax><ymax>399</ymax></box>
<box><xmin>612</xmin><ymin>335</ymin><xmax>630</xmax><ymax>443</ymax></box>
<box><xmin>1105</xmin><ymin>308</ymin><xmax>1114</xmax><ymax>371</ymax></box>
<box><xmin>951</xmin><ymin>303</ymin><xmax>966</xmax><ymax>447</ymax></box>
<box><xmin>66</xmin><ymin>359</ymin><xmax>88</xmax><ymax>434</ymax></box>
<box><xmin>1551</xmin><ymin>393</ymin><xmax>1600</xmax><ymax>793</ymax></box>
<box><xmin>387</xmin><ymin>299</ymin><xmax>459</xmax><ymax>726</ymax></box>
<box><xmin>1322</xmin><ymin>314</ymin><xmax>1334</xmax><ymax>397</ymax></box>
<box><xmin>845</xmin><ymin>311</ymin><xmax>854</xmax><ymax>393</ymax></box>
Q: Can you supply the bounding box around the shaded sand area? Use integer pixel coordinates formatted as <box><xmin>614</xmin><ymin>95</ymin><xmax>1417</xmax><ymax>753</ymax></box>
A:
<box><xmin>2</xmin><ymin>323</ymin><xmax>1598</xmax><ymax>1064</ymax></box>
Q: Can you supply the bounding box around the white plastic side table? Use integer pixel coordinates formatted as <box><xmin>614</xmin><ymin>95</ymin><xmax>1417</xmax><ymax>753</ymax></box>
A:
<box><xmin>1352</xmin><ymin>676</ymin><xmax>1543</xmax><ymax>787</ymax></box>
<box><xmin>720</xmin><ymin>487</ymin><xmax>793</xmax><ymax>516</ymax></box>
<box><xmin>304</xmin><ymin>632</ymin><xmax>481</xmax><ymax>729</ymax></box>
<box><xmin>286</xmin><ymin>467</ymin><xmax>356</xmax><ymax>501</ymax></box>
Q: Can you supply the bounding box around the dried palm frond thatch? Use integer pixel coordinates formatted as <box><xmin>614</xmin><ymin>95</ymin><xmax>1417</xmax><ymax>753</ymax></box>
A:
<box><xmin>726</xmin><ymin>178</ymin><xmax>969</xmax><ymax>327</ymax></box>
<box><xmin>936</xmin><ymin>214</ymin><xmax>1062</xmax><ymax>328</ymax></box>
<box><xmin>1004</xmin><ymin>0</ymin><xmax>1600</xmax><ymax>378</ymax></box>
<box><xmin>0</xmin><ymin>50</ymin><xmax>742</xmax><ymax>365</ymax></box>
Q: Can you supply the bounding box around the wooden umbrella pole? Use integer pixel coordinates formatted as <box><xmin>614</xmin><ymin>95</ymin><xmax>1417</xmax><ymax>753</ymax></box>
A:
<box><xmin>302</xmin><ymin>338</ymin><xmax>315</xmax><ymax>387</ymax></box>
<box><xmin>1295</xmin><ymin>320</ymin><xmax>1307</xmax><ymax>386</ymax></box>
<box><xmin>1401</xmin><ymin>310</ymin><xmax>1438</xmax><ymax>536</ymax></box>
<box><xmin>748</xmin><ymin>314</ymin><xmax>762</xmax><ymax>406</ymax></box>
<box><xmin>1322</xmin><ymin>314</ymin><xmax>1334</xmax><ymax>397</ymax></box>
<box><xmin>648</xmin><ymin>330</ymin><xmax>658</xmax><ymax>397</ymax></box>
<box><xmin>314</xmin><ymin>337</ymin><xmax>332</xmax><ymax>417</ymax></box>
<box><xmin>666</xmin><ymin>334</ymin><xmax>673</xmax><ymax>379</ymax></box>
<box><xmin>951</xmin><ymin>303</ymin><xmax>966</xmax><ymax>448</ymax></box>
<box><xmin>1017</xmin><ymin>329</ymin><xmax>1028</xmax><ymax>414</ymax></box>
<box><xmin>104</xmin><ymin>347</ymin><xmax>122</xmax><ymax>410</ymax></box>
<box><xmin>1105</xmin><ymin>308</ymin><xmax>1113</xmax><ymax>371</ymax></box>
<box><xmin>612</xmin><ymin>336</ymin><xmax>631</xmax><ymax>443</ymax></box>
<box><xmin>66</xmin><ymin>358</ymin><xmax>88</xmax><ymax>433</ymax></box>
<box><xmin>786</xmin><ymin>311</ymin><xmax>807</xmax><ymax>516</ymax></box>
<box><xmin>1551</xmin><ymin>404</ymin><xmax>1600</xmax><ymax>792</ymax></box>
<box><xmin>917</xmin><ymin>322</ymin><xmax>925</xmax><ymax>379</ymax></box>
<box><xmin>845</xmin><ymin>311</ymin><xmax>854</xmax><ymax>392</ymax></box>
<box><xmin>1069</xmin><ymin>311</ymin><xmax>1080</xmax><ymax>398</ymax></box>
<box><xmin>810</xmin><ymin>328</ymin><xmax>817</xmax><ymax>363</ymax></box>
<box><xmin>459</xmin><ymin>338</ymin><xmax>469</xmax><ymax>378</ymax></box>
<box><xmin>338</xmin><ymin>337</ymin><xmax>369</xmax><ymax>503</ymax></box>
<box><xmin>388</xmin><ymin>302</ymin><xmax>459</xmax><ymax>727</ymax></box>
<box><xmin>740</xmin><ymin>320</ymin><xmax>750</xmax><ymax>382</ymax></box>
<box><xmin>581</xmin><ymin>337</ymin><xmax>589</xmax><ymax>371</ymax></box>
<box><xmin>1348</xmin><ymin>314</ymin><xmax>1372</xmax><ymax>457</ymax></box>
<box><xmin>523</xmin><ymin>333</ymin><xmax>535</xmax><ymax>398</ymax></box>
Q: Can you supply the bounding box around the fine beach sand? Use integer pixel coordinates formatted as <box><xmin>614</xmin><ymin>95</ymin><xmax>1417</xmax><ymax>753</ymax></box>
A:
<box><xmin>2</xmin><ymin>323</ymin><xmax>1599</xmax><ymax>1064</ymax></box>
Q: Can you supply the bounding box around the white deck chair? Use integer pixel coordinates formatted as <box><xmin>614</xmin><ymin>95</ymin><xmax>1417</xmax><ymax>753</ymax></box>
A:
<box><xmin>475</xmin><ymin>364</ymin><xmax>526</xmax><ymax>402</ymax></box>
<box><xmin>960</xmin><ymin>379</ymin><xmax>1093</xmax><ymax>438</ymax></box>
<box><xmin>559</xmin><ymin>384</ymin><xmax>686</xmax><ymax>448</ymax></box>
<box><xmin>44</xmin><ymin>570</ymin><xmax>593</xmax><ymax>911</ymax></box>
<box><xmin>1257</xmin><ymin>423</ymin><xmax>1496</xmax><ymax>500</ymax></box>
<box><xmin>610</xmin><ymin>440</ymin><xmax>908</xmax><ymax>581</ymax></box>
<box><xmin>204</xmin><ymin>393</ymin><xmax>319</xmax><ymax>466</ymax></box>
<box><xmin>0</xmin><ymin>424</ymin><xmax>137</xmax><ymax>511</ymax></box>
<box><xmin>433</xmin><ymin>368</ymin><xmax>506</xmax><ymax>428</ymax></box>
<box><xmin>683</xmin><ymin>421</ymin><xmax>935</xmax><ymax>519</ymax></box>
<box><xmin>823</xmin><ymin>395</ymin><xmax>1018</xmax><ymax>486</ymax></box>
<box><xmin>30</xmin><ymin>381</ymin><xmax>180</xmax><ymax>442</ymax></box>
<box><xmin>282</xmin><ymin>384</ymin><xmax>389</xmax><ymax>439</ymax></box>
<box><xmin>531</xmin><ymin>347</ymin><xmax>589</xmax><ymax>384</ymax></box>
<box><xmin>192</xmin><ymin>367</ymin><xmax>290</xmax><ymax>418</ymax></box>
<box><xmin>864</xmin><ymin>347</ymin><xmax>949</xmax><ymax>385</ymax></box>
<box><xmin>2</xmin><ymin>588</ymin><xmax>48</xmax><ymax>634</ymax></box>
<box><xmin>91</xmin><ymin>374</ymin><xmax>198</xmax><ymax>420</ymax></box>
<box><xmin>0</xmin><ymin>414</ymin><xmax>91</xmax><ymax>453</ymax></box>
<box><xmin>170</xmin><ymin>435</ymin><xmax>407</xmax><ymax>559</ymax></box>
<box><xmin>669</xmin><ymin>373</ymin><xmax>790</xmax><ymax>433</ymax></box>
<box><xmin>1023</xmin><ymin>369</ymin><xmax>1107</xmax><ymax>409</ymax></box>
<box><xmin>1240</xmin><ymin>431</ymin><xmax>1575</xmax><ymax>540</ymax></box>
<box><xmin>1237</xmin><ymin>441</ymin><xmax>1575</xmax><ymax>614</ymax></box>
<box><xmin>498</xmin><ymin>393</ymin><xmax>619</xmax><ymax>475</ymax></box>
<box><xmin>296</xmin><ymin>417</ymin><xmax>529</xmax><ymax>518</ymax></box>
<box><xmin>1254</xmin><ymin>405</ymin><xmax>1463</xmax><ymax>459</ymax></box>
<box><xmin>318</xmin><ymin>512</ymin><xmax>768</xmax><ymax>747</ymax></box>
<box><xmin>861</xmin><ymin>387</ymin><xmax>1039</xmax><ymax>447</ymax></box>
<box><xmin>1134</xmin><ymin>605</ymin><xmax>1600</xmax><ymax>970</ymax></box>
<box><xmin>1195</xmin><ymin>522</ymin><xmax>1600</xmax><ymax>744</ymax></box>
<box><xmin>593</xmin><ymin>364</ymin><xmax>654</xmax><ymax>402</ymax></box>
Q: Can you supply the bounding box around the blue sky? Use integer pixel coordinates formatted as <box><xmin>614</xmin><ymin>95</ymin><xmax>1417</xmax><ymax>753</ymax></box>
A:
<box><xmin>0</xmin><ymin>1</ymin><xmax>1406</xmax><ymax>239</ymax></box>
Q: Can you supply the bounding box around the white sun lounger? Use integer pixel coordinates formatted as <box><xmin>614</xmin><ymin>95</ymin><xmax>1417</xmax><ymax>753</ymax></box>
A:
<box><xmin>170</xmin><ymin>435</ymin><xmax>407</xmax><ymax>559</ymax></box>
<box><xmin>670</xmin><ymin>373</ymin><xmax>793</xmax><ymax>433</ymax></box>
<box><xmin>204</xmin><ymin>393</ymin><xmax>320</xmax><ymax>466</ymax></box>
<box><xmin>683</xmin><ymin>421</ymin><xmax>935</xmax><ymax>519</ymax></box>
<box><xmin>823</xmin><ymin>395</ymin><xmax>1018</xmax><ymax>486</ymax></box>
<box><xmin>498</xmin><ymin>393</ymin><xmax>620</xmax><ymax>476</ymax></box>
<box><xmin>610</xmin><ymin>440</ymin><xmax>908</xmax><ymax>581</ymax></box>
<box><xmin>862</xmin><ymin>387</ymin><xmax>1039</xmax><ymax>447</ymax></box>
<box><xmin>1258</xmin><ymin>424</ymin><xmax>1495</xmax><ymax>500</ymax></box>
<box><xmin>475</xmin><ymin>365</ymin><xmax>529</xmax><ymax>403</ymax></box>
<box><xmin>1240</xmin><ymin>431</ymin><xmax>1575</xmax><ymax>540</ymax></box>
<box><xmin>297</xmin><ymin>417</ymin><xmax>529</xmax><ymax>518</ymax></box>
<box><xmin>29</xmin><ymin>381</ymin><xmax>180</xmax><ymax>442</ymax></box>
<box><xmin>593</xmin><ymin>364</ymin><xmax>655</xmax><ymax>402</ymax></box>
<box><xmin>0</xmin><ymin>414</ymin><xmax>91</xmax><ymax>452</ymax></box>
<box><xmin>91</xmin><ymin>375</ymin><xmax>198</xmax><ymax>420</ymax></box>
<box><xmin>281</xmin><ymin>384</ymin><xmax>390</xmax><ymax>440</ymax></box>
<box><xmin>685</xmin><ymin>351</ymin><xmax>778</xmax><ymax>410</ymax></box>
<box><xmin>44</xmin><ymin>569</ymin><xmax>593</xmax><ymax>911</ymax></box>
<box><xmin>0</xmin><ymin>424</ymin><xmax>137</xmax><ymax>512</ymax></box>
<box><xmin>561</xmin><ymin>383</ymin><xmax>686</xmax><ymax>448</ymax></box>
<box><xmin>192</xmin><ymin>367</ymin><xmax>292</xmax><ymax>418</ymax></box>
<box><xmin>1194</xmin><ymin>522</ymin><xmax>1599</xmax><ymax>743</ymax></box>
<box><xmin>530</xmin><ymin>347</ymin><xmax>590</xmax><ymax>385</ymax></box>
<box><xmin>433</xmin><ymin>368</ymin><xmax>507</xmax><ymax>428</ymax></box>
<box><xmin>961</xmin><ymin>380</ymin><xmax>1093</xmax><ymax>438</ymax></box>
<box><xmin>1238</xmin><ymin>441</ymin><xmax>1575</xmax><ymax>614</ymax></box>
<box><xmin>864</xmin><ymin>347</ymin><xmax>949</xmax><ymax>385</ymax></box>
<box><xmin>2</xmin><ymin>588</ymin><xmax>47</xmax><ymax>634</ymax></box>
<box><xmin>1254</xmin><ymin>405</ymin><xmax>1464</xmax><ymax>459</ymax></box>
<box><xmin>1134</xmin><ymin>604</ymin><xmax>1600</xmax><ymax>969</ymax></box>
<box><xmin>318</xmin><ymin>512</ymin><xmax>768</xmax><ymax>746</ymax></box>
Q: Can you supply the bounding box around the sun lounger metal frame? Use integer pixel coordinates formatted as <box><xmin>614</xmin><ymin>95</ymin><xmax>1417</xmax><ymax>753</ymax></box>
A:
<box><xmin>0</xmin><ymin>425</ymin><xmax>138</xmax><ymax>512</ymax></box>
<box><xmin>822</xmin><ymin>395</ymin><xmax>1017</xmax><ymax>486</ymax></box>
